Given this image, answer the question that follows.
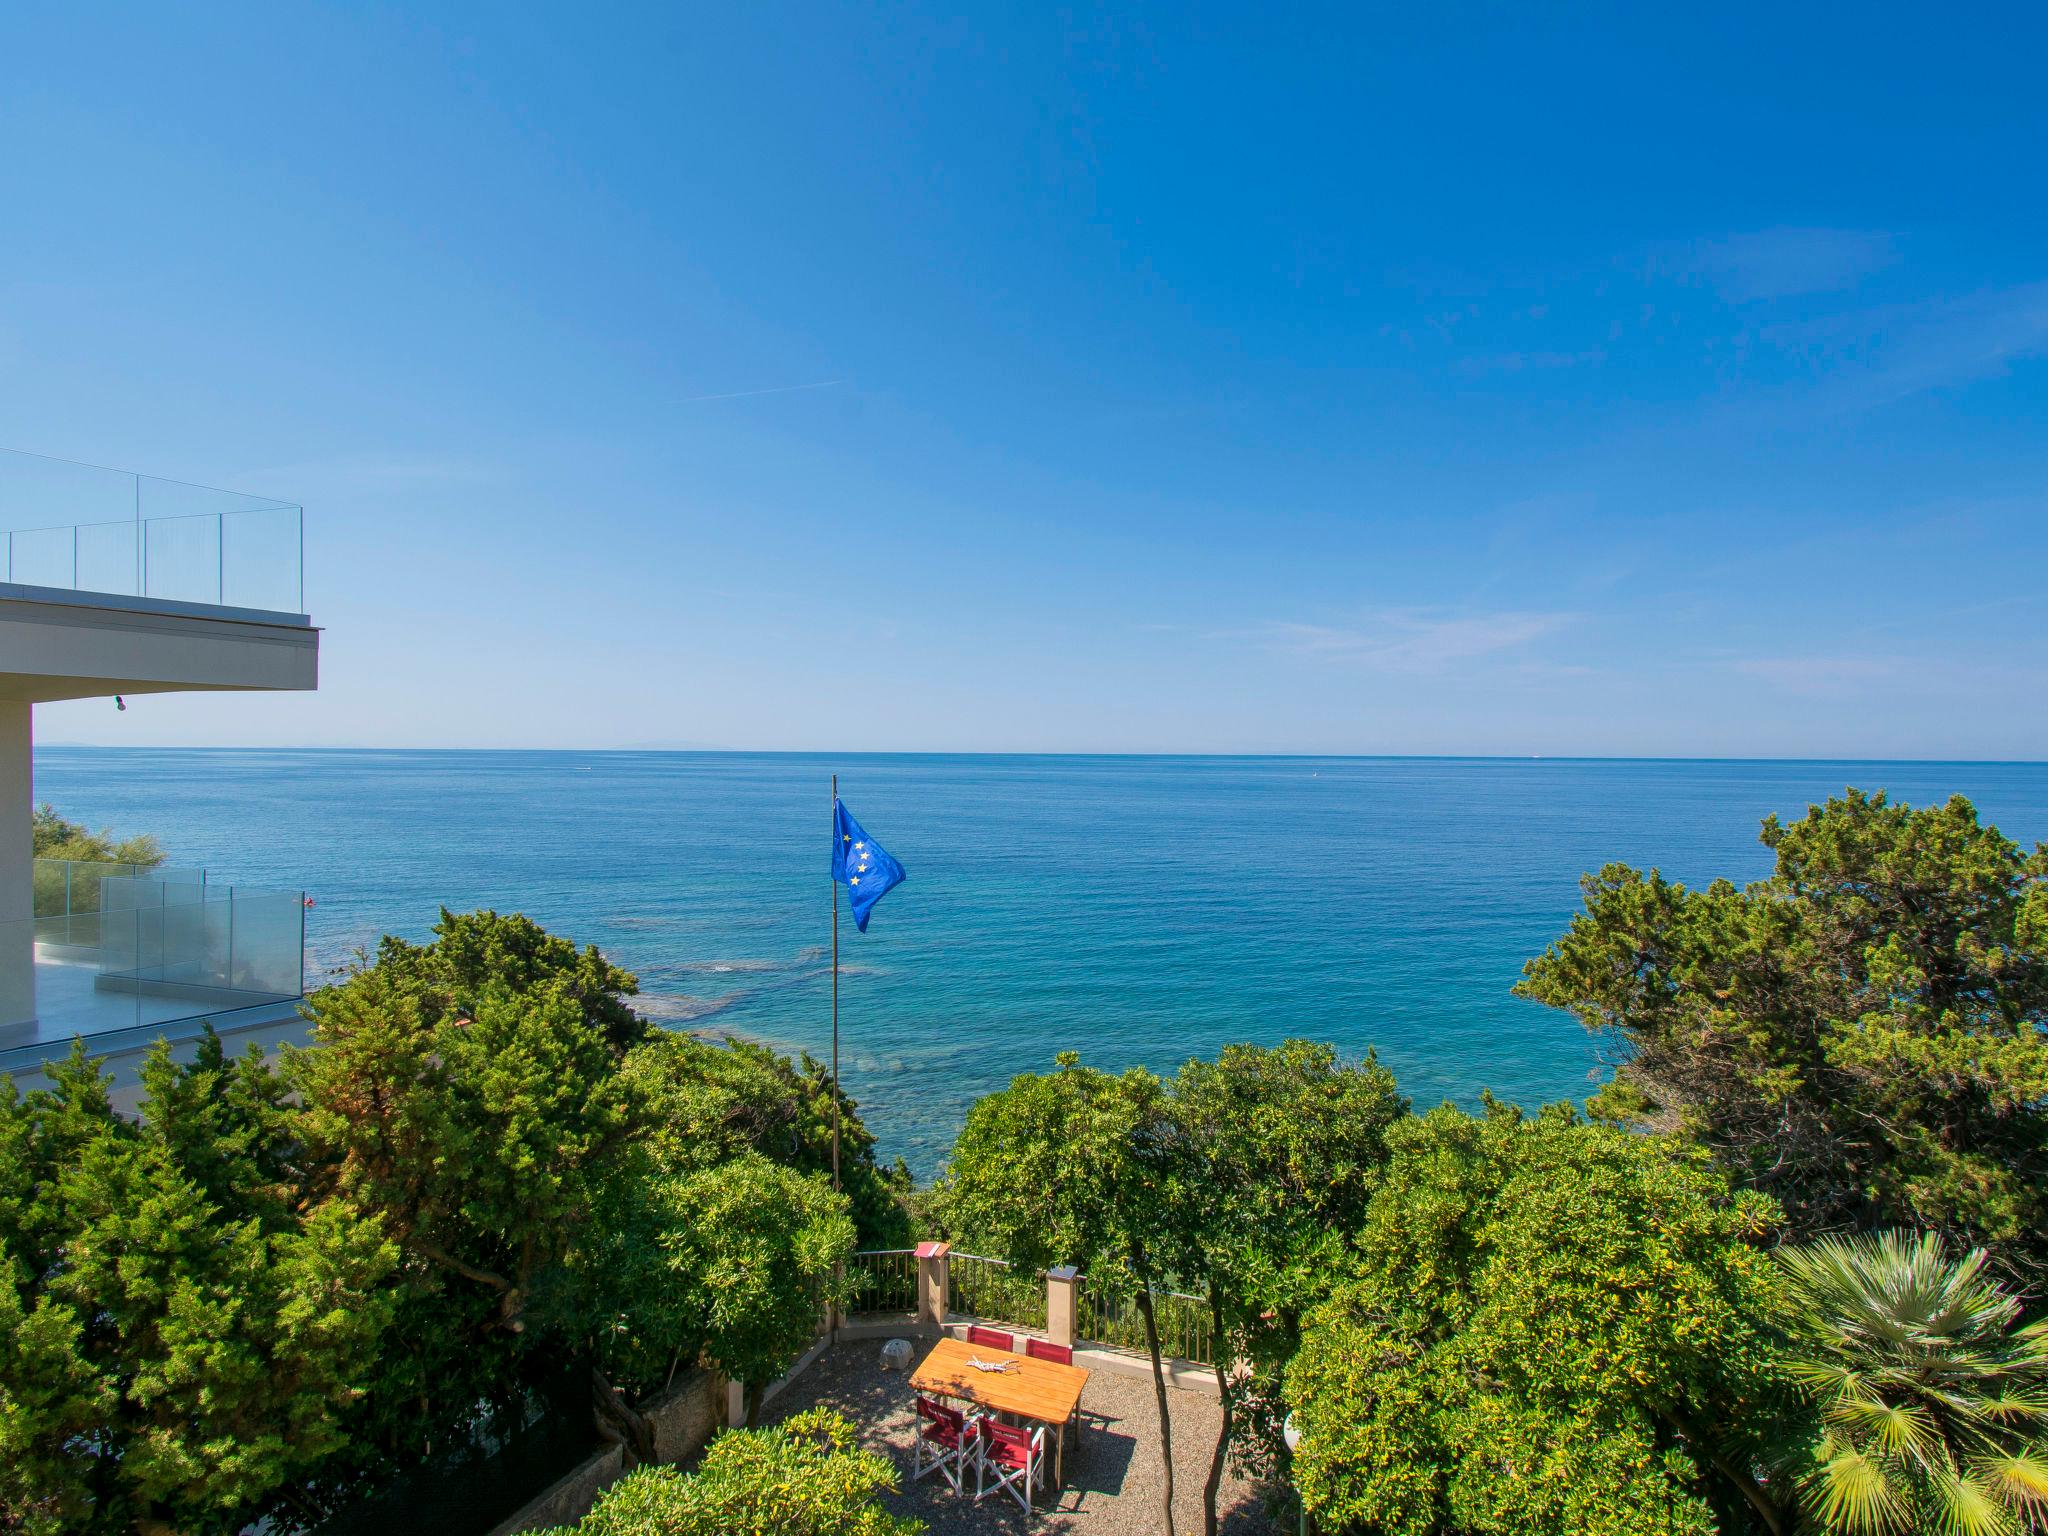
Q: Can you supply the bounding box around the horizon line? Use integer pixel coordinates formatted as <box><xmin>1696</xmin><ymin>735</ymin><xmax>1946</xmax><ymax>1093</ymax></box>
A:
<box><xmin>28</xmin><ymin>744</ymin><xmax>2048</xmax><ymax>766</ymax></box>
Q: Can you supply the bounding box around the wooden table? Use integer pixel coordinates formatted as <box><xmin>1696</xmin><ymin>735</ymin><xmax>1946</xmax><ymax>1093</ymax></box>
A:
<box><xmin>909</xmin><ymin>1335</ymin><xmax>1091</xmax><ymax>1486</ymax></box>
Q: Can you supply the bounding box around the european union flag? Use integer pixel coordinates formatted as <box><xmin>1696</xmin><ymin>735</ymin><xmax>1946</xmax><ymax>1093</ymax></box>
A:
<box><xmin>832</xmin><ymin>800</ymin><xmax>906</xmax><ymax>932</ymax></box>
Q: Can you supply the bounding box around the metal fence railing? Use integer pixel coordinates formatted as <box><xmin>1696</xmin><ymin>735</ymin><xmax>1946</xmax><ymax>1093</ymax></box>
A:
<box><xmin>949</xmin><ymin>1254</ymin><xmax>1048</xmax><ymax>1332</ymax></box>
<box><xmin>846</xmin><ymin>1249</ymin><xmax>918</xmax><ymax>1314</ymax></box>
<box><xmin>1076</xmin><ymin>1279</ymin><xmax>1214</xmax><ymax>1366</ymax></box>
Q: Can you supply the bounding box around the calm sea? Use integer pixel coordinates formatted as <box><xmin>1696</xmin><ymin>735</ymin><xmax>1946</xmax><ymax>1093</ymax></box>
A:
<box><xmin>28</xmin><ymin>751</ymin><xmax>2048</xmax><ymax>1176</ymax></box>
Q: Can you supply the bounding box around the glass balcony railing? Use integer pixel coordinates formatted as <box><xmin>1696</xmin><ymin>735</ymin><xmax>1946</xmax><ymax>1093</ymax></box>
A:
<box><xmin>0</xmin><ymin>448</ymin><xmax>304</xmax><ymax>615</ymax></box>
<box><xmin>1</xmin><ymin>862</ymin><xmax>307</xmax><ymax>1066</ymax></box>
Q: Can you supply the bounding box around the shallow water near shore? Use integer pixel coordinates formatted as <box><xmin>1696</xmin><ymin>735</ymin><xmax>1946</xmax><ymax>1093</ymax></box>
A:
<box><xmin>30</xmin><ymin>749</ymin><xmax>2048</xmax><ymax>1178</ymax></box>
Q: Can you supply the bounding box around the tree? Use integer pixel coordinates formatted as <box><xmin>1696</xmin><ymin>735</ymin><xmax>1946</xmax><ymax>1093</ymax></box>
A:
<box><xmin>29</xmin><ymin>802</ymin><xmax>164</xmax><ymax>867</ymax></box>
<box><xmin>1170</xmin><ymin>1040</ymin><xmax>1408</xmax><ymax>1536</ymax></box>
<box><xmin>1777</xmin><ymin>1230</ymin><xmax>2048</xmax><ymax>1535</ymax></box>
<box><xmin>1518</xmin><ymin>790</ymin><xmax>2048</xmax><ymax>1282</ymax></box>
<box><xmin>288</xmin><ymin>939</ymin><xmax>646</xmax><ymax>1464</ymax></box>
<box><xmin>620</xmin><ymin>1031</ymin><xmax>910</xmax><ymax>1247</ymax></box>
<box><xmin>1286</xmin><ymin>1101</ymin><xmax>1797</xmax><ymax>1536</ymax></box>
<box><xmin>0</xmin><ymin>1038</ymin><xmax>395</xmax><ymax>1536</ymax></box>
<box><xmin>372</xmin><ymin>906</ymin><xmax>648</xmax><ymax>1051</ymax></box>
<box><xmin>541</xmin><ymin>1408</ymin><xmax>922</xmax><ymax>1536</ymax></box>
<box><xmin>935</xmin><ymin>1053</ymin><xmax>1186</xmax><ymax>1535</ymax></box>
<box><xmin>668</xmin><ymin>1155</ymin><xmax>853</xmax><ymax>1425</ymax></box>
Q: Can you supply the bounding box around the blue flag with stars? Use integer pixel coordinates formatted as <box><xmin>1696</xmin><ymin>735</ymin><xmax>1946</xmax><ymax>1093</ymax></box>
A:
<box><xmin>832</xmin><ymin>801</ymin><xmax>906</xmax><ymax>932</ymax></box>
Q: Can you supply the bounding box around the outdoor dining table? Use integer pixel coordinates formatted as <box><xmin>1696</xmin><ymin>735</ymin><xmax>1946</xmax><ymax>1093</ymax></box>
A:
<box><xmin>909</xmin><ymin>1335</ymin><xmax>1091</xmax><ymax>1487</ymax></box>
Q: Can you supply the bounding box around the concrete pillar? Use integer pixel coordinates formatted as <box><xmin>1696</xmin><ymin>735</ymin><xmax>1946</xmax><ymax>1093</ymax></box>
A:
<box><xmin>915</xmin><ymin>1240</ymin><xmax>951</xmax><ymax>1335</ymax></box>
<box><xmin>0</xmin><ymin>702</ymin><xmax>31</xmax><ymax>1028</ymax></box>
<box><xmin>1046</xmin><ymin>1265</ymin><xmax>1079</xmax><ymax>1349</ymax></box>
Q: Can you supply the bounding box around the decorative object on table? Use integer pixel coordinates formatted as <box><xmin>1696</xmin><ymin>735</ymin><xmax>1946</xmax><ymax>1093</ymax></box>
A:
<box><xmin>967</xmin><ymin>1355</ymin><xmax>1017</xmax><ymax>1373</ymax></box>
<box><xmin>880</xmin><ymin>1338</ymin><xmax>914</xmax><ymax>1371</ymax></box>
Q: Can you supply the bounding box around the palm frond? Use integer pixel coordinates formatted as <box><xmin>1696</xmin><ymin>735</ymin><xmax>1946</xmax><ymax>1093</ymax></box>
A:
<box><xmin>1807</xmin><ymin>1442</ymin><xmax>1911</xmax><ymax>1536</ymax></box>
<box><xmin>1927</xmin><ymin>1466</ymin><xmax>2020</xmax><ymax>1536</ymax></box>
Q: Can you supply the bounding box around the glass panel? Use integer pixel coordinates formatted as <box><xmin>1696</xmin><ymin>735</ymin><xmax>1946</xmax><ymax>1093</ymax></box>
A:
<box><xmin>221</xmin><ymin>506</ymin><xmax>302</xmax><ymax>612</ymax></box>
<box><xmin>5</xmin><ymin>525</ymin><xmax>78</xmax><ymax>588</ymax></box>
<box><xmin>0</xmin><ymin>910</ymin><xmax>143</xmax><ymax>1055</ymax></box>
<box><xmin>75</xmin><ymin>520</ymin><xmax>140</xmax><ymax>597</ymax></box>
<box><xmin>1</xmin><ymin>451</ymin><xmax>301</xmax><ymax>615</ymax></box>
<box><xmin>143</xmin><ymin>513</ymin><xmax>223</xmax><ymax>605</ymax></box>
<box><xmin>0</xmin><ymin>883</ymin><xmax>305</xmax><ymax>1067</ymax></box>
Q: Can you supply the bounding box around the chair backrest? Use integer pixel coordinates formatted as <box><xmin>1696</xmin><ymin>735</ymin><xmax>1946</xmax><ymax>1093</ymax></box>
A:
<box><xmin>967</xmin><ymin>1325</ymin><xmax>1014</xmax><ymax>1351</ymax></box>
<box><xmin>984</xmin><ymin>1419</ymin><xmax>1041</xmax><ymax>1463</ymax></box>
<box><xmin>916</xmin><ymin>1395</ymin><xmax>964</xmax><ymax>1435</ymax></box>
<box><xmin>1024</xmin><ymin>1338</ymin><xmax>1073</xmax><ymax>1365</ymax></box>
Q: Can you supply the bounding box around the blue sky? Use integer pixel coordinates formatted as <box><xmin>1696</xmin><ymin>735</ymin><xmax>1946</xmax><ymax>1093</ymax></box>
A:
<box><xmin>5</xmin><ymin>2</ymin><xmax>2045</xmax><ymax>756</ymax></box>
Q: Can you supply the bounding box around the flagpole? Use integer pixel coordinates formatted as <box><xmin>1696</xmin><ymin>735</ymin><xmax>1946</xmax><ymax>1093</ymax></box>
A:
<box><xmin>831</xmin><ymin>772</ymin><xmax>841</xmax><ymax>1195</ymax></box>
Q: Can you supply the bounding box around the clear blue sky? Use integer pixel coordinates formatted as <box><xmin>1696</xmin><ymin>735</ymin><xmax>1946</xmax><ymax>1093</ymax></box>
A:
<box><xmin>6</xmin><ymin>3</ymin><xmax>2045</xmax><ymax>756</ymax></box>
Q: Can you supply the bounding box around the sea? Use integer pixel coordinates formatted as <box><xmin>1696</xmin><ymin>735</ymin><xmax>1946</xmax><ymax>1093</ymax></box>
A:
<box><xmin>28</xmin><ymin>751</ymin><xmax>2048</xmax><ymax>1178</ymax></box>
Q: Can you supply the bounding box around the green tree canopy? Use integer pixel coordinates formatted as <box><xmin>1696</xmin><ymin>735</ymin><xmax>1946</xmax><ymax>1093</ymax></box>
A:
<box><xmin>1287</xmin><ymin>1101</ymin><xmax>1796</xmax><ymax>1536</ymax></box>
<box><xmin>373</xmin><ymin>906</ymin><xmax>647</xmax><ymax>1051</ymax></box>
<box><xmin>542</xmin><ymin>1408</ymin><xmax>921</xmax><ymax>1536</ymax></box>
<box><xmin>1518</xmin><ymin>789</ymin><xmax>2048</xmax><ymax>1282</ymax></box>
<box><xmin>620</xmin><ymin>1030</ymin><xmax>909</xmax><ymax>1247</ymax></box>
<box><xmin>0</xmin><ymin>1037</ymin><xmax>395</xmax><ymax>1536</ymax></box>
<box><xmin>1171</xmin><ymin>1041</ymin><xmax>1409</xmax><ymax>1536</ymax></box>
<box><xmin>935</xmin><ymin>1052</ymin><xmax>1186</xmax><ymax>1532</ymax></box>
<box><xmin>29</xmin><ymin>803</ymin><xmax>164</xmax><ymax>868</ymax></box>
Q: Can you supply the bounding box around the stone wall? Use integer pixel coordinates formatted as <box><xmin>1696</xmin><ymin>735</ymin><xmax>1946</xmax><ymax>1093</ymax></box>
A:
<box><xmin>488</xmin><ymin>1368</ymin><xmax>726</xmax><ymax>1535</ymax></box>
<box><xmin>484</xmin><ymin>1445</ymin><xmax>623</xmax><ymax>1536</ymax></box>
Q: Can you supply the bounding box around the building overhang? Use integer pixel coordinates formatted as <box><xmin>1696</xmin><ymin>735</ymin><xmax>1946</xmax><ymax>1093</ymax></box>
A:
<box><xmin>0</xmin><ymin>582</ymin><xmax>318</xmax><ymax>702</ymax></box>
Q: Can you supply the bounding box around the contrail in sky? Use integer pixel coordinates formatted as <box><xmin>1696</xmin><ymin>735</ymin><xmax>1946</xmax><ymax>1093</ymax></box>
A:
<box><xmin>677</xmin><ymin>379</ymin><xmax>846</xmax><ymax>405</ymax></box>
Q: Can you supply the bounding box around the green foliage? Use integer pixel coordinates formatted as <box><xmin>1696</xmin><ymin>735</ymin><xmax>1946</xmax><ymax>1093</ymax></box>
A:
<box><xmin>29</xmin><ymin>802</ymin><xmax>164</xmax><ymax>868</ymax></box>
<box><xmin>674</xmin><ymin>1156</ymin><xmax>852</xmax><ymax>1418</ymax></box>
<box><xmin>620</xmin><ymin>1030</ymin><xmax>910</xmax><ymax>1247</ymax></box>
<box><xmin>543</xmin><ymin>1408</ymin><xmax>921</xmax><ymax>1536</ymax></box>
<box><xmin>935</xmin><ymin>1051</ymin><xmax>1176</xmax><ymax>1281</ymax></box>
<box><xmin>0</xmin><ymin>1037</ymin><xmax>396</xmax><ymax>1536</ymax></box>
<box><xmin>372</xmin><ymin>906</ymin><xmax>648</xmax><ymax>1050</ymax></box>
<box><xmin>1518</xmin><ymin>789</ymin><xmax>2048</xmax><ymax>1282</ymax></box>
<box><xmin>1170</xmin><ymin>1041</ymin><xmax>1410</xmax><ymax>1531</ymax></box>
<box><xmin>1172</xmin><ymin>1039</ymin><xmax>1407</xmax><ymax>1324</ymax></box>
<box><xmin>1776</xmin><ymin>1231</ymin><xmax>2048</xmax><ymax>1535</ymax></box>
<box><xmin>1286</xmin><ymin>1101</ymin><xmax>1794</xmax><ymax>1536</ymax></box>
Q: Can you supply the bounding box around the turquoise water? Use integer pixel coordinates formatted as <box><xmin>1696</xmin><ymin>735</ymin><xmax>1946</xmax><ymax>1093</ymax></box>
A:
<box><xmin>29</xmin><ymin>750</ymin><xmax>2048</xmax><ymax>1176</ymax></box>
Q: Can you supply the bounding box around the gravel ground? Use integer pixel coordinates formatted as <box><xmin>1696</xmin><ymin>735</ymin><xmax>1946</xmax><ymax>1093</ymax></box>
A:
<box><xmin>763</xmin><ymin>1338</ymin><xmax>1283</xmax><ymax>1535</ymax></box>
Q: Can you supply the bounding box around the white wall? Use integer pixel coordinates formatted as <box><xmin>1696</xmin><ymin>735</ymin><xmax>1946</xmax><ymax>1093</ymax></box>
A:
<box><xmin>0</xmin><ymin>702</ymin><xmax>31</xmax><ymax>1025</ymax></box>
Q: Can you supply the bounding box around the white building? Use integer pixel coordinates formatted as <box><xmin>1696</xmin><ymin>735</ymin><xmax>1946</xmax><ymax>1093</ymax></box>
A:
<box><xmin>0</xmin><ymin>452</ymin><xmax>318</xmax><ymax>1090</ymax></box>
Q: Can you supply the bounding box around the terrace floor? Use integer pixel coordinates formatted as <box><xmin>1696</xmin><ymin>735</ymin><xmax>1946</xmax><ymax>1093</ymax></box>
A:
<box><xmin>762</xmin><ymin>1339</ymin><xmax>1283</xmax><ymax>1535</ymax></box>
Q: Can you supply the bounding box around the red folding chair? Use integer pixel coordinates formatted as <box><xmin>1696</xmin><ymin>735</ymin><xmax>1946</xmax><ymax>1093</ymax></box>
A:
<box><xmin>967</xmin><ymin>1324</ymin><xmax>1015</xmax><ymax>1352</ymax></box>
<box><xmin>912</xmin><ymin>1395</ymin><xmax>982</xmax><ymax>1494</ymax></box>
<box><xmin>976</xmin><ymin>1419</ymin><xmax>1047</xmax><ymax>1515</ymax></box>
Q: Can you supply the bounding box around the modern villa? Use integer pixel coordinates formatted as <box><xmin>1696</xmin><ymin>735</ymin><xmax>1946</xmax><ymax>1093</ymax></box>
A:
<box><xmin>0</xmin><ymin>451</ymin><xmax>318</xmax><ymax>1096</ymax></box>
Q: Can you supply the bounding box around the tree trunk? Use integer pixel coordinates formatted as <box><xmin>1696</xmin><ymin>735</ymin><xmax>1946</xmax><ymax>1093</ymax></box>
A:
<box><xmin>589</xmin><ymin>1365</ymin><xmax>656</xmax><ymax>1466</ymax></box>
<box><xmin>1201</xmin><ymin>1286</ymin><xmax>1231</xmax><ymax>1536</ymax></box>
<box><xmin>1133</xmin><ymin>1284</ymin><xmax>1178</xmax><ymax>1536</ymax></box>
<box><xmin>1658</xmin><ymin>1407</ymin><xmax>1786</xmax><ymax>1536</ymax></box>
<box><xmin>744</xmin><ymin>1379</ymin><xmax>764</xmax><ymax>1428</ymax></box>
